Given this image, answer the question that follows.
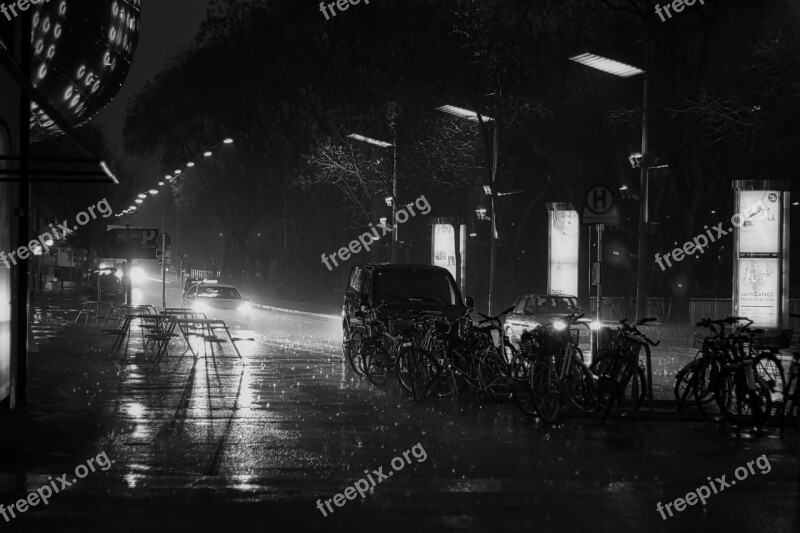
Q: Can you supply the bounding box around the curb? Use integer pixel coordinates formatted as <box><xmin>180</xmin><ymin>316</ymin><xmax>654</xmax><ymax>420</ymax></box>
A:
<box><xmin>252</xmin><ymin>303</ymin><xmax>339</xmax><ymax>321</ymax></box>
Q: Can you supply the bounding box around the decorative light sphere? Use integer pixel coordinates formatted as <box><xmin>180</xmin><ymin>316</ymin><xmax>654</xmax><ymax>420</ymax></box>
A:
<box><xmin>30</xmin><ymin>0</ymin><xmax>141</xmax><ymax>142</ymax></box>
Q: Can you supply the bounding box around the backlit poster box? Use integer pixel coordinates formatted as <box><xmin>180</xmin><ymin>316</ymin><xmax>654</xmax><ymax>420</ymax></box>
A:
<box><xmin>737</xmin><ymin>258</ymin><xmax>779</xmax><ymax>328</ymax></box>
<box><xmin>432</xmin><ymin>224</ymin><xmax>456</xmax><ymax>277</ymax></box>
<box><xmin>732</xmin><ymin>182</ymin><xmax>789</xmax><ymax>330</ymax></box>
<box><xmin>547</xmin><ymin>206</ymin><xmax>579</xmax><ymax>296</ymax></box>
<box><xmin>739</xmin><ymin>191</ymin><xmax>780</xmax><ymax>255</ymax></box>
<box><xmin>431</xmin><ymin>223</ymin><xmax>465</xmax><ymax>293</ymax></box>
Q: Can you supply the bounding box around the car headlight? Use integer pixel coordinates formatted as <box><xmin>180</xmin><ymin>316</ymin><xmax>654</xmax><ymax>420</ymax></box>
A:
<box><xmin>589</xmin><ymin>321</ymin><xmax>602</xmax><ymax>331</ymax></box>
<box><xmin>130</xmin><ymin>267</ymin><xmax>145</xmax><ymax>283</ymax></box>
<box><xmin>552</xmin><ymin>320</ymin><xmax>568</xmax><ymax>332</ymax></box>
<box><xmin>237</xmin><ymin>302</ymin><xmax>251</xmax><ymax>313</ymax></box>
<box><xmin>193</xmin><ymin>301</ymin><xmax>210</xmax><ymax>313</ymax></box>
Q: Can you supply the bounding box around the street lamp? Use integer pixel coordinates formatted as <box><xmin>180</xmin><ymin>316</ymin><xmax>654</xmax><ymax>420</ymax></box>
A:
<box><xmin>569</xmin><ymin>52</ymin><xmax>649</xmax><ymax>321</ymax></box>
<box><xmin>347</xmin><ymin>132</ymin><xmax>398</xmax><ymax>262</ymax></box>
<box><xmin>437</xmin><ymin>104</ymin><xmax>498</xmax><ymax>314</ymax></box>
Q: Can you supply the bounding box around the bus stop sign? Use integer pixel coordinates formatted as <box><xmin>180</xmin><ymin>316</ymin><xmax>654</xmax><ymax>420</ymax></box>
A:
<box><xmin>582</xmin><ymin>185</ymin><xmax>621</xmax><ymax>225</ymax></box>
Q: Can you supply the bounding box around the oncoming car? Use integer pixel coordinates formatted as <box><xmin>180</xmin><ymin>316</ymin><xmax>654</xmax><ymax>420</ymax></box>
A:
<box><xmin>503</xmin><ymin>293</ymin><xmax>586</xmax><ymax>347</ymax></box>
<box><xmin>182</xmin><ymin>282</ymin><xmax>252</xmax><ymax>325</ymax></box>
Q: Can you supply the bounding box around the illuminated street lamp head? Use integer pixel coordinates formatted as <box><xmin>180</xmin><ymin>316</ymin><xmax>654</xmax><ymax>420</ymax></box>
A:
<box><xmin>223</xmin><ymin>138</ymin><xmax>234</xmax><ymax>144</ymax></box>
<box><xmin>347</xmin><ymin>133</ymin><xmax>393</xmax><ymax>149</ymax></box>
<box><xmin>569</xmin><ymin>53</ymin><xmax>644</xmax><ymax>78</ymax></box>
<box><xmin>135</xmin><ymin>199</ymin><xmax>143</xmax><ymax>204</ymax></box>
<box><xmin>437</xmin><ymin>104</ymin><xmax>494</xmax><ymax>123</ymax></box>
<box><xmin>129</xmin><ymin>206</ymin><xmax>137</xmax><ymax>211</ymax></box>
<box><xmin>158</xmin><ymin>181</ymin><xmax>165</xmax><ymax>186</ymax></box>
<box><xmin>204</xmin><ymin>151</ymin><xmax>212</xmax><ymax>157</ymax></box>
<box><xmin>137</xmin><ymin>193</ymin><xmax>147</xmax><ymax>199</ymax></box>
<box><xmin>149</xmin><ymin>189</ymin><xmax>159</xmax><ymax>195</ymax></box>
<box><xmin>174</xmin><ymin>169</ymin><xmax>182</xmax><ymax>175</ymax></box>
<box><xmin>187</xmin><ymin>162</ymin><xmax>195</xmax><ymax>168</ymax></box>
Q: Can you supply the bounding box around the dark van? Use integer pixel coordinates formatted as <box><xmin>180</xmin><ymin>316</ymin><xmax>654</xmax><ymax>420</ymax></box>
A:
<box><xmin>342</xmin><ymin>263</ymin><xmax>471</xmax><ymax>341</ymax></box>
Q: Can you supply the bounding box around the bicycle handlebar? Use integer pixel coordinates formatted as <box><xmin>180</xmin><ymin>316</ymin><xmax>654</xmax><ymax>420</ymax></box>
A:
<box><xmin>478</xmin><ymin>306</ymin><xmax>515</xmax><ymax>326</ymax></box>
<box><xmin>618</xmin><ymin>318</ymin><xmax>660</xmax><ymax>347</ymax></box>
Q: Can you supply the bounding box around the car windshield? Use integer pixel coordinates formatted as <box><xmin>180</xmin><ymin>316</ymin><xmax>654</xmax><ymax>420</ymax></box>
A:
<box><xmin>533</xmin><ymin>295</ymin><xmax>580</xmax><ymax>313</ymax></box>
<box><xmin>373</xmin><ymin>270</ymin><xmax>461</xmax><ymax>306</ymax></box>
<box><xmin>197</xmin><ymin>287</ymin><xmax>242</xmax><ymax>300</ymax></box>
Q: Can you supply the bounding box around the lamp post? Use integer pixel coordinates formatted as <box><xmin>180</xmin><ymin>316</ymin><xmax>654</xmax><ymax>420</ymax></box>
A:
<box><xmin>436</xmin><ymin>105</ymin><xmax>498</xmax><ymax>314</ymax></box>
<box><xmin>347</xmin><ymin>133</ymin><xmax>397</xmax><ymax>262</ymax></box>
<box><xmin>569</xmin><ymin>53</ymin><xmax>648</xmax><ymax>321</ymax></box>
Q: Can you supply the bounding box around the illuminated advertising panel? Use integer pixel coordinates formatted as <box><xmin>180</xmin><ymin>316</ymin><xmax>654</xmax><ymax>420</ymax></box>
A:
<box><xmin>548</xmin><ymin>207</ymin><xmax>579</xmax><ymax>296</ymax></box>
<box><xmin>739</xmin><ymin>191</ymin><xmax>780</xmax><ymax>255</ymax></box>
<box><xmin>432</xmin><ymin>224</ymin><xmax>457</xmax><ymax>279</ymax></box>
<box><xmin>737</xmin><ymin>258</ymin><xmax>779</xmax><ymax>329</ymax></box>
<box><xmin>732</xmin><ymin>182</ymin><xmax>789</xmax><ymax>330</ymax></box>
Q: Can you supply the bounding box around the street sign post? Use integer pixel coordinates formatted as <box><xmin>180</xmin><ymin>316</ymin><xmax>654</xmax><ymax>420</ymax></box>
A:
<box><xmin>160</xmin><ymin>233</ymin><xmax>171</xmax><ymax>311</ymax></box>
<box><xmin>582</xmin><ymin>185</ymin><xmax>621</xmax><ymax>326</ymax></box>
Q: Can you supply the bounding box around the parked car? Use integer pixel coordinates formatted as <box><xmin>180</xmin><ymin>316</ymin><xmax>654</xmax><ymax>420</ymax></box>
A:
<box><xmin>342</xmin><ymin>263</ymin><xmax>470</xmax><ymax>340</ymax></box>
<box><xmin>182</xmin><ymin>281</ymin><xmax>251</xmax><ymax>326</ymax></box>
<box><xmin>503</xmin><ymin>294</ymin><xmax>585</xmax><ymax>346</ymax></box>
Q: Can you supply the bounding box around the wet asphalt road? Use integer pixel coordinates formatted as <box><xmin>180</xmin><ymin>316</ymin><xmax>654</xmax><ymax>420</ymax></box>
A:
<box><xmin>1</xmin><ymin>286</ymin><xmax>798</xmax><ymax>533</ymax></box>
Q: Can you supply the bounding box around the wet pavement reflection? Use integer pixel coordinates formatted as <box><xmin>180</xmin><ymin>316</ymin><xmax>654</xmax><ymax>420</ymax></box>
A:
<box><xmin>0</xmin><ymin>300</ymin><xmax>797</xmax><ymax>533</ymax></box>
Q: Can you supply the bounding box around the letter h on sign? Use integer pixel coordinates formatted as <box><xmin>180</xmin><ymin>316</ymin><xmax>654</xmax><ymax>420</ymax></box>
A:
<box><xmin>592</xmin><ymin>188</ymin><xmax>610</xmax><ymax>212</ymax></box>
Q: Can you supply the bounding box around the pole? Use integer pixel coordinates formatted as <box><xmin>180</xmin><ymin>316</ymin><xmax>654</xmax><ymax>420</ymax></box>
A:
<box><xmin>596</xmin><ymin>224</ymin><xmax>603</xmax><ymax>323</ymax></box>
<box><xmin>161</xmin><ymin>236</ymin><xmax>166</xmax><ymax>312</ymax></box>
<box><xmin>635</xmin><ymin>73</ymin><xmax>649</xmax><ymax>322</ymax></box>
<box><xmin>488</xmin><ymin>123</ymin><xmax>499</xmax><ymax>315</ymax></box>
<box><xmin>161</xmin><ymin>206</ymin><xmax>166</xmax><ymax>311</ymax></box>
<box><xmin>391</xmin><ymin>143</ymin><xmax>398</xmax><ymax>262</ymax></box>
<box><xmin>15</xmin><ymin>12</ymin><xmax>32</xmax><ymax>405</ymax></box>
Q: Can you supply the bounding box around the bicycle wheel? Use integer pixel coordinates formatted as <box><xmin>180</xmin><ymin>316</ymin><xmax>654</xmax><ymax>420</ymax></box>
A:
<box><xmin>429</xmin><ymin>349</ymin><xmax>459</xmax><ymax>399</ymax></box>
<box><xmin>713</xmin><ymin>367</ymin><xmax>772</xmax><ymax>427</ymax></box>
<box><xmin>408</xmin><ymin>348</ymin><xmax>440</xmax><ymax>401</ymax></box>
<box><xmin>674</xmin><ymin>360</ymin><xmax>697</xmax><ymax>403</ymax></box>
<box><xmin>567</xmin><ymin>349</ymin><xmax>598</xmax><ymax>413</ymax></box>
<box><xmin>531</xmin><ymin>359</ymin><xmax>560</xmax><ymax>422</ymax></box>
<box><xmin>395</xmin><ymin>347</ymin><xmax>415</xmax><ymax>395</ymax></box>
<box><xmin>755</xmin><ymin>353</ymin><xmax>786</xmax><ymax>410</ymax></box>
<box><xmin>363</xmin><ymin>337</ymin><xmax>392</xmax><ymax>387</ymax></box>
<box><xmin>510</xmin><ymin>352</ymin><xmax>537</xmax><ymax>416</ymax></box>
<box><xmin>478</xmin><ymin>349</ymin><xmax>512</xmax><ymax>401</ymax></box>
<box><xmin>592</xmin><ymin>353</ymin><xmax>646</xmax><ymax>410</ymax></box>
<box><xmin>345</xmin><ymin>328</ymin><xmax>365</xmax><ymax>376</ymax></box>
<box><xmin>693</xmin><ymin>357</ymin><xmax>725</xmax><ymax>422</ymax></box>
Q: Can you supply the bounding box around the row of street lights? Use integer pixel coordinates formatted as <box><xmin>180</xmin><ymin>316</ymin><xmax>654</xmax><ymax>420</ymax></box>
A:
<box><xmin>116</xmin><ymin>137</ymin><xmax>234</xmax><ymax>220</ymax></box>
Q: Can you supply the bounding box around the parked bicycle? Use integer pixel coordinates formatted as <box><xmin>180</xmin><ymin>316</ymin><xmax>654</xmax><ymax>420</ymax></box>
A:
<box><xmin>528</xmin><ymin>312</ymin><xmax>597</xmax><ymax>422</ymax></box>
<box><xmin>591</xmin><ymin>317</ymin><xmax>659</xmax><ymax>421</ymax></box>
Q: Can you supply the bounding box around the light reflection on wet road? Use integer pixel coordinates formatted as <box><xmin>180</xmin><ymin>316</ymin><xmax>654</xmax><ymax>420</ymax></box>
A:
<box><xmin>2</xmin><ymin>294</ymin><xmax>798</xmax><ymax>533</ymax></box>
